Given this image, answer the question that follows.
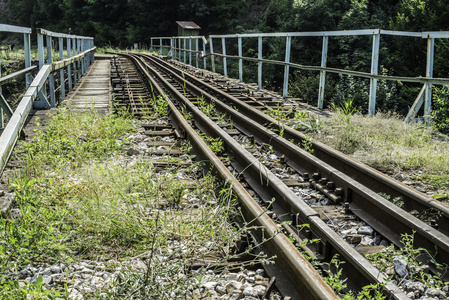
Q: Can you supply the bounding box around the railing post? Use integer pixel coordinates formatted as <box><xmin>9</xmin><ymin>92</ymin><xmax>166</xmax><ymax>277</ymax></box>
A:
<box><xmin>222</xmin><ymin>37</ymin><xmax>227</xmax><ymax>78</ymax></box>
<box><xmin>72</xmin><ymin>37</ymin><xmax>78</xmax><ymax>85</ymax></box>
<box><xmin>318</xmin><ymin>35</ymin><xmax>328</xmax><ymax>109</ymax></box>
<box><xmin>38</xmin><ymin>33</ymin><xmax>45</xmax><ymax>69</ymax></box>
<box><xmin>159</xmin><ymin>38</ymin><xmax>162</xmax><ymax>55</ymax></box>
<box><xmin>203</xmin><ymin>39</ymin><xmax>207</xmax><ymax>70</ymax></box>
<box><xmin>178</xmin><ymin>38</ymin><xmax>182</xmax><ymax>61</ymax></box>
<box><xmin>258</xmin><ymin>36</ymin><xmax>262</xmax><ymax>89</ymax></box>
<box><xmin>425</xmin><ymin>36</ymin><xmax>435</xmax><ymax>126</ymax></box>
<box><xmin>24</xmin><ymin>33</ymin><xmax>32</xmax><ymax>89</ymax></box>
<box><xmin>81</xmin><ymin>39</ymin><xmax>85</xmax><ymax>75</ymax></box>
<box><xmin>46</xmin><ymin>35</ymin><xmax>56</xmax><ymax>107</ymax></box>
<box><xmin>77</xmin><ymin>38</ymin><xmax>81</xmax><ymax>80</ymax></box>
<box><xmin>238</xmin><ymin>36</ymin><xmax>243</xmax><ymax>82</ymax></box>
<box><xmin>368</xmin><ymin>32</ymin><xmax>380</xmax><ymax>116</ymax></box>
<box><xmin>210</xmin><ymin>37</ymin><xmax>215</xmax><ymax>73</ymax></box>
<box><xmin>183</xmin><ymin>39</ymin><xmax>186</xmax><ymax>63</ymax></box>
<box><xmin>283</xmin><ymin>35</ymin><xmax>292</xmax><ymax>98</ymax></box>
<box><xmin>189</xmin><ymin>37</ymin><xmax>192</xmax><ymax>65</ymax></box>
<box><xmin>67</xmin><ymin>37</ymin><xmax>72</xmax><ymax>92</ymax></box>
<box><xmin>196</xmin><ymin>38</ymin><xmax>199</xmax><ymax>68</ymax></box>
<box><xmin>59</xmin><ymin>37</ymin><xmax>65</xmax><ymax>100</ymax></box>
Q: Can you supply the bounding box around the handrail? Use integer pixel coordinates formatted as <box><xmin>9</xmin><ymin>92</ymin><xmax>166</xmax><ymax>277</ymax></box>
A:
<box><xmin>37</xmin><ymin>28</ymin><xmax>93</xmax><ymax>40</ymax></box>
<box><xmin>0</xmin><ymin>27</ymin><xmax>95</xmax><ymax>175</ymax></box>
<box><xmin>0</xmin><ymin>66</ymin><xmax>37</xmax><ymax>86</ymax></box>
<box><xmin>151</xmin><ymin>28</ymin><xmax>449</xmax><ymax>122</ymax></box>
<box><xmin>0</xmin><ymin>24</ymin><xmax>31</xmax><ymax>34</ymax></box>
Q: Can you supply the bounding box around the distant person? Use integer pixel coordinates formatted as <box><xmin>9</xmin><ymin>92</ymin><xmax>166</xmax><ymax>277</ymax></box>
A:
<box><xmin>68</xmin><ymin>28</ymin><xmax>73</xmax><ymax>35</ymax></box>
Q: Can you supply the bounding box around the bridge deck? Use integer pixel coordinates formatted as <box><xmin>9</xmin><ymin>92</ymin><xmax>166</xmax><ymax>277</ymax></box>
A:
<box><xmin>65</xmin><ymin>57</ymin><xmax>111</xmax><ymax>114</ymax></box>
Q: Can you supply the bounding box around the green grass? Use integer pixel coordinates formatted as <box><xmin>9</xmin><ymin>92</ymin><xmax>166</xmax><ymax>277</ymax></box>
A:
<box><xmin>0</xmin><ymin>108</ymin><xmax>254</xmax><ymax>298</ymax></box>
<box><xmin>286</xmin><ymin>110</ymin><xmax>449</xmax><ymax>193</ymax></box>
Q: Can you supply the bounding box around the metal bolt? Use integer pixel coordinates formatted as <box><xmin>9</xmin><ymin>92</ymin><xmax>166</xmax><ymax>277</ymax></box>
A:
<box><xmin>335</xmin><ymin>188</ymin><xmax>344</xmax><ymax>196</ymax></box>
<box><xmin>430</xmin><ymin>220</ymin><xmax>438</xmax><ymax>230</ymax></box>
<box><xmin>326</xmin><ymin>181</ymin><xmax>335</xmax><ymax>190</ymax></box>
<box><xmin>312</xmin><ymin>173</ymin><xmax>321</xmax><ymax>181</ymax></box>
<box><xmin>344</xmin><ymin>202</ymin><xmax>350</xmax><ymax>214</ymax></box>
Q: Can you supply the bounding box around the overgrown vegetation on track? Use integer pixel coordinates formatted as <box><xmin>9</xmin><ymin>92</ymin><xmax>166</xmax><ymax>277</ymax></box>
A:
<box><xmin>0</xmin><ymin>109</ymin><xmax>251</xmax><ymax>298</ymax></box>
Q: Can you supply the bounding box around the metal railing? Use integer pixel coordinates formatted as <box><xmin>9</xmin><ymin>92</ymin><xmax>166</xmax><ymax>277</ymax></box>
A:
<box><xmin>0</xmin><ymin>24</ymin><xmax>35</xmax><ymax>129</ymax></box>
<box><xmin>151</xmin><ymin>29</ymin><xmax>449</xmax><ymax>123</ymax></box>
<box><xmin>0</xmin><ymin>27</ymin><xmax>95</xmax><ymax>174</ymax></box>
<box><xmin>36</xmin><ymin>28</ymin><xmax>95</xmax><ymax>108</ymax></box>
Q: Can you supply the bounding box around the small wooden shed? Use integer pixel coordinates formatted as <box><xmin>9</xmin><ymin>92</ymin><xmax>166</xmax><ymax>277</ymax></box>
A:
<box><xmin>176</xmin><ymin>21</ymin><xmax>201</xmax><ymax>37</ymax></box>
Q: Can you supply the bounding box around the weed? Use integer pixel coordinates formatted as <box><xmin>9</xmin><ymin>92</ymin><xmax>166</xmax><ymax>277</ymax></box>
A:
<box><xmin>378</xmin><ymin>193</ymin><xmax>404</xmax><ymax>208</ymax></box>
<box><xmin>366</xmin><ymin>231</ymin><xmax>448</xmax><ymax>289</ymax></box>
<box><xmin>301</xmin><ymin>133</ymin><xmax>315</xmax><ymax>154</ymax></box>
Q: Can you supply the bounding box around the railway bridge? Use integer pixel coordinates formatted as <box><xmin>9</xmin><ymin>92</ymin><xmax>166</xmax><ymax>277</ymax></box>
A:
<box><xmin>1</xmin><ymin>24</ymin><xmax>449</xmax><ymax>299</ymax></box>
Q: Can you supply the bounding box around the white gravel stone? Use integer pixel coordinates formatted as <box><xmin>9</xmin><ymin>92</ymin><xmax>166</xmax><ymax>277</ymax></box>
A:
<box><xmin>226</xmin><ymin>280</ymin><xmax>243</xmax><ymax>293</ymax></box>
<box><xmin>202</xmin><ymin>281</ymin><xmax>219</xmax><ymax>290</ymax></box>
<box><xmin>358</xmin><ymin>226</ymin><xmax>374</xmax><ymax>235</ymax></box>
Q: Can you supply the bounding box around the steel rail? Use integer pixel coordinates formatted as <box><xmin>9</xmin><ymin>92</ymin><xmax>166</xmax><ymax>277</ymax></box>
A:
<box><xmin>131</xmin><ymin>53</ymin><xmax>412</xmax><ymax>299</ymax></box>
<box><xmin>118</xmin><ymin>52</ymin><xmax>340</xmax><ymax>300</ymax></box>
<box><xmin>142</xmin><ymin>53</ymin><xmax>449</xmax><ymax>282</ymax></box>
<box><xmin>153</xmin><ymin>55</ymin><xmax>449</xmax><ymax>236</ymax></box>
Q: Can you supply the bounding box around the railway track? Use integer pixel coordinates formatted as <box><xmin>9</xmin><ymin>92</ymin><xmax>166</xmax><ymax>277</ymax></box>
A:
<box><xmin>109</xmin><ymin>54</ymin><xmax>338</xmax><ymax>299</ymax></box>
<box><xmin>109</xmin><ymin>52</ymin><xmax>449</xmax><ymax>299</ymax></box>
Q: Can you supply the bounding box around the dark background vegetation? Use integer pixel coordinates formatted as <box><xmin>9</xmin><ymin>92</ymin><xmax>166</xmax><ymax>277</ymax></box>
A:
<box><xmin>1</xmin><ymin>0</ymin><xmax>449</xmax><ymax>131</ymax></box>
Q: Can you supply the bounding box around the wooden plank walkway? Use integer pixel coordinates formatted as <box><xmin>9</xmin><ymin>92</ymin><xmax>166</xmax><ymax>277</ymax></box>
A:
<box><xmin>65</xmin><ymin>58</ymin><xmax>111</xmax><ymax>114</ymax></box>
<box><xmin>21</xmin><ymin>57</ymin><xmax>112</xmax><ymax>142</ymax></box>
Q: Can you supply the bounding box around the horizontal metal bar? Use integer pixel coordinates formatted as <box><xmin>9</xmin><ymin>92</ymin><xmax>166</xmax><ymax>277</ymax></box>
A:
<box><xmin>203</xmin><ymin>52</ymin><xmax>449</xmax><ymax>85</ymax></box>
<box><xmin>51</xmin><ymin>47</ymin><xmax>96</xmax><ymax>72</ymax></box>
<box><xmin>0</xmin><ymin>24</ymin><xmax>31</xmax><ymax>34</ymax></box>
<box><xmin>152</xmin><ymin>45</ymin><xmax>172</xmax><ymax>48</ymax></box>
<box><xmin>379</xmin><ymin>30</ymin><xmax>422</xmax><ymax>37</ymax></box>
<box><xmin>209</xmin><ymin>29</ymin><xmax>381</xmax><ymax>39</ymax></box>
<box><xmin>150</xmin><ymin>37</ymin><xmax>172</xmax><ymax>40</ymax></box>
<box><xmin>422</xmin><ymin>31</ymin><xmax>449</xmax><ymax>39</ymax></box>
<box><xmin>0</xmin><ymin>94</ymin><xmax>33</xmax><ymax>175</ymax></box>
<box><xmin>24</xmin><ymin>65</ymin><xmax>51</xmax><ymax>99</ymax></box>
<box><xmin>171</xmin><ymin>47</ymin><xmax>202</xmax><ymax>54</ymax></box>
<box><xmin>0</xmin><ymin>66</ymin><xmax>37</xmax><ymax>86</ymax></box>
<box><xmin>172</xmin><ymin>36</ymin><xmax>205</xmax><ymax>39</ymax></box>
<box><xmin>156</xmin><ymin>30</ymin><xmax>449</xmax><ymax>42</ymax></box>
<box><xmin>37</xmin><ymin>28</ymin><xmax>93</xmax><ymax>40</ymax></box>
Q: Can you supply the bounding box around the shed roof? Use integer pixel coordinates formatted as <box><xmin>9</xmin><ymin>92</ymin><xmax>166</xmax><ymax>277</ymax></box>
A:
<box><xmin>176</xmin><ymin>21</ymin><xmax>201</xmax><ymax>30</ymax></box>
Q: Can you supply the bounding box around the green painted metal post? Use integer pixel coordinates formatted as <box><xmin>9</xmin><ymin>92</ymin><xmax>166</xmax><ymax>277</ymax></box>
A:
<box><xmin>368</xmin><ymin>33</ymin><xmax>380</xmax><ymax>116</ymax></box>
<box><xmin>318</xmin><ymin>36</ymin><xmax>328</xmax><ymax>109</ymax></box>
